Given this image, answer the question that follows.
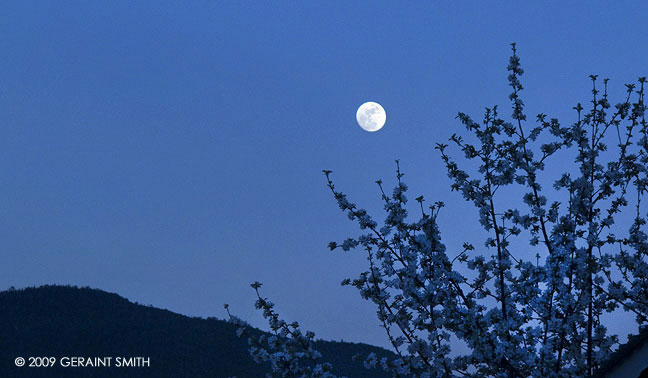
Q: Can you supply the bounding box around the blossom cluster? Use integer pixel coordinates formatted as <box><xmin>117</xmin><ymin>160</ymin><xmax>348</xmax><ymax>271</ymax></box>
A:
<box><xmin>226</xmin><ymin>282</ymin><xmax>343</xmax><ymax>378</ymax></box>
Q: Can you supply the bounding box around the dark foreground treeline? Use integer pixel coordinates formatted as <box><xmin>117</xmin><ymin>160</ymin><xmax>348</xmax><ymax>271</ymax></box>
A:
<box><xmin>0</xmin><ymin>285</ymin><xmax>393</xmax><ymax>378</ymax></box>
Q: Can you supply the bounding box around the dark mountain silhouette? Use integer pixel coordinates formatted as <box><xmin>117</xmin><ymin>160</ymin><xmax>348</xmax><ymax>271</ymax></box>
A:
<box><xmin>0</xmin><ymin>285</ymin><xmax>394</xmax><ymax>377</ymax></box>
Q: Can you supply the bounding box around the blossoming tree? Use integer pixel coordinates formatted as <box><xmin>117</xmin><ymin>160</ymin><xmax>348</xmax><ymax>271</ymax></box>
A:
<box><xmin>227</xmin><ymin>44</ymin><xmax>648</xmax><ymax>378</ymax></box>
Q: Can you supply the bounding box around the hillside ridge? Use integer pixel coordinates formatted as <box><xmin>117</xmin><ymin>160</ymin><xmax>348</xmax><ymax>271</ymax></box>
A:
<box><xmin>0</xmin><ymin>284</ymin><xmax>392</xmax><ymax>378</ymax></box>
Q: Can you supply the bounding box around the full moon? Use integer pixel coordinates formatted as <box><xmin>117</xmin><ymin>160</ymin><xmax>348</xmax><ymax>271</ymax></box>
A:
<box><xmin>356</xmin><ymin>102</ymin><xmax>386</xmax><ymax>132</ymax></box>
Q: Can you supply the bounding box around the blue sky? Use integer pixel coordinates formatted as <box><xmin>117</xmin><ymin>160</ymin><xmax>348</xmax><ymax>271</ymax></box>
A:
<box><xmin>2</xmin><ymin>1</ymin><xmax>648</xmax><ymax>348</ymax></box>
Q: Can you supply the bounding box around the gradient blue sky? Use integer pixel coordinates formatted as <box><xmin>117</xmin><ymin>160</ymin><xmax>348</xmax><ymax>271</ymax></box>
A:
<box><xmin>2</xmin><ymin>2</ymin><xmax>648</xmax><ymax>348</ymax></box>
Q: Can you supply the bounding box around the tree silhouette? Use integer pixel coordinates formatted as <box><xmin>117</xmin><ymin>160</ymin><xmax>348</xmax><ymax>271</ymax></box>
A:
<box><xmin>230</xmin><ymin>44</ymin><xmax>648</xmax><ymax>378</ymax></box>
